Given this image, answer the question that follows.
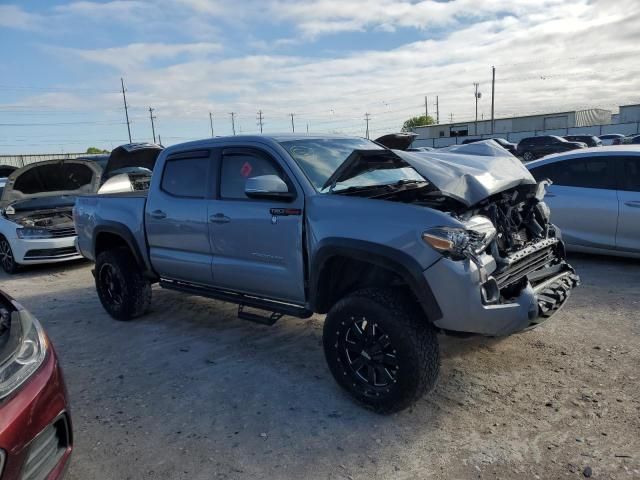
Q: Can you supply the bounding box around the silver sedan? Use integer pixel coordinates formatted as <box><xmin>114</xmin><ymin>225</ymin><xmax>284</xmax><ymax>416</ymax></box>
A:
<box><xmin>526</xmin><ymin>146</ymin><xmax>640</xmax><ymax>258</ymax></box>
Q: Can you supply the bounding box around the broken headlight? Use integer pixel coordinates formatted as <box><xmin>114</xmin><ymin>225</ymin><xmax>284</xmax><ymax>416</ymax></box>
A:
<box><xmin>16</xmin><ymin>227</ymin><xmax>53</xmax><ymax>239</ymax></box>
<box><xmin>0</xmin><ymin>309</ymin><xmax>48</xmax><ymax>400</ymax></box>
<box><xmin>422</xmin><ymin>216</ymin><xmax>496</xmax><ymax>259</ymax></box>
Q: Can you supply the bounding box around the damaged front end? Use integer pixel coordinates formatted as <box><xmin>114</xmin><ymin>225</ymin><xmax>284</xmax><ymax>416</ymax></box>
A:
<box><xmin>457</xmin><ymin>181</ymin><xmax>579</xmax><ymax>323</ymax></box>
<box><xmin>392</xmin><ymin>146</ymin><xmax>579</xmax><ymax>333</ymax></box>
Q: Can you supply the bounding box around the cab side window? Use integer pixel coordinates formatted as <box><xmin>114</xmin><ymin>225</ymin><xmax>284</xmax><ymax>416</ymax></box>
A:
<box><xmin>161</xmin><ymin>154</ymin><xmax>210</xmax><ymax>198</ymax></box>
<box><xmin>220</xmin><ymin>151</ymin><xmax>285</xmax><ymax>200</ymax></box>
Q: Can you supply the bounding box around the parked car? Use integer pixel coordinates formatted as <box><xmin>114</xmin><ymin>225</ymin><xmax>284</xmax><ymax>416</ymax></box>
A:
<box><xmin>0</xmin><ymin>178</ymin><xmax>6</xmax><ymax>199</ymax></box>
<box><xmin>599</xmin><ymin>133</ymin><xmax>625</xmax><ymax>146</ymax></box>
<box><xmin>75</xmin><ymin>135</ymin><xmax>578</xmax><ymax>413</ymax></box>
<box><xmin>527</xmin><ymin>146</ymin><xmax>640</xmax><ymax>258</ymax></box>
<box><xmin>563</xmin><ymin>135</ymin><xmax>602</xmax><ymax>147</ymax></box>
<box><xmin>461</xmin><ymin>137</ymin><xmax>518</xmax><ymax>155</ymax></box>
<box><xmin>517</xmin><ymin>135</ymin><xmax>587</xmax><ymax>161</ymax></box>
<box><xmin>0</xmin><ymin>159</ymin><xmax>102</xmax><ymax>273</ymax></box>
<box><xmin>0</xmin><ymin>289</ymin><xmax>73</xmax><ymax>479</ymax></box>
<box><xmin>407</xmin><ymin>146</ymin><xmax>435</xmax><ymax>152</ymax></box>
<box><xmin>627</xmin><ymin>134</ymin><xmax>640</xmax><ymax>145</ymax></box>
<box><xmin>0</xmin><ymin>165</ymin><xmax>17</xmax><ymax>178</ymax></box>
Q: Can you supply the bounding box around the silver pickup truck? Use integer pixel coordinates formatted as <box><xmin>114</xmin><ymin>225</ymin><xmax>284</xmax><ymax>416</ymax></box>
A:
<box><xmin>74</xmin><ymin>135</ymin><xmax>579</xmax><ymax>413</ymax></box>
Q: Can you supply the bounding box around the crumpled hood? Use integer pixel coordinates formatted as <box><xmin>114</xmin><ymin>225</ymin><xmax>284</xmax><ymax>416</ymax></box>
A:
<box><xmin>0</xmin><ymin>159</ymin><xmax>102</xmax><ymax>209</ymax></box>
<box><xmin>395</xmin><ymin>141</ymin><xmax>536</xmax><ymax>207</ymax></box>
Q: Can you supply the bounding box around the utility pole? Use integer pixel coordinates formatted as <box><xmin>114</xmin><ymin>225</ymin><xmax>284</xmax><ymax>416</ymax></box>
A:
<box><xmin>306</xmin><ymin>123</ymin><xmax>309</xmax><ymax>133</ymax></box>
<box><xmin>148</xmin><ymin>107</ymin><xmax>156</xmax><ymax>143</ymax></box>
<box><xmin>436</xmin><ymin>96</ymin><xmax>440</xmax><ymax>124</ymax></box>
<box><xmin>289</xmin><ymin>113</ymin><xmax>295</xmax><ymax>132</ymax></box>
<box><xmin>229</xmin><ymin>112</ymin><xmax>236</xmax><ymax>135</ymax></box>
<box><xmin>120</xmin><ymin>77</ymin><xmax>132</xmax><ymax>143</ymax></box>
<box><xmin>449</xmin><ymin>113</ymin><xmax>454</xmax><ymax>123</ymax></box>
<box><xmin>256</xmin><ymin>110</ymin><xmax>264</xmax><ymax>133</ymax></box>
<box><xmin>158</xmin><ymin>134</ymin><xmax>162</xmax><ymax>146</ymax></box>
<box><xmin>473</xmin><ymin>82</ymin><xmax>480</xmax><ymax>135</ymax></box>
<box><xmin>491</xmin><ymin>66</ymin><xmax>496</xmax><ymax>134</ymax></box>
<box><xmin>209</xmin><ymin>112</ymin><xmax>214</xmax><ymax>137</ymax></box>
<box><xmin>424</xmin><ymin>96</ymin><xmax>429</xmax><ymax>119</ymax></box>
<box><xmin>364</xmin><ymin>113</ymin><xmax>371</xmax><ymax>139</ymax></box>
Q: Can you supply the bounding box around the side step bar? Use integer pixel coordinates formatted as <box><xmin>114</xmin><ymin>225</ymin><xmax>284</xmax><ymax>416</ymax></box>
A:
<box><xmin>159</xmin><ymin>279</ymin><xmax>313</xmax><ymax>323</ymax></box>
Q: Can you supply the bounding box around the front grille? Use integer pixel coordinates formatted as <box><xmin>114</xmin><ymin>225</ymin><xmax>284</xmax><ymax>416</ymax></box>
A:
<box><xmin>47</xmin><ymin>227</ymin><xmax>76</xmax><ymax>238</ymax></box>
<box><xmin>24</xmin><ymin>246</ymin><xmax>78</xmax><ymax>260</ymax></box>
<box><xmin>494</xmin><ymin>238</ymin><xmax>559</xmax><ymax>289</ymax></box>
<box><xmin>21</xmin><ymin>416</ymin><xmax>70</xmax><ymax>480</ymax></box>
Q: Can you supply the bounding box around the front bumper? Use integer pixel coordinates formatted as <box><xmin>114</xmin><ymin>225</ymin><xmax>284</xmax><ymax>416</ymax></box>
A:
<box><xmin>8</xmin><ymin>235</ymin><xmax>82</xmax><ymax>265</ymax></box>
<box><xmin>0</xmin><ymin>344</ymin><xmax>72</xmax><ymax>480</ymax></box>
<box><xmin>425</xmin><ymin>240</ymin><xmax>579</xmax><ymax>336</ymax></box>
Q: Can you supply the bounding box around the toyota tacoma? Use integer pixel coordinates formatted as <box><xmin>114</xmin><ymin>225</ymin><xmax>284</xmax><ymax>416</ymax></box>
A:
<box><xmin>74</xmin><ymin>135</ymin><xmax>579</xmax><ymax>413</ymax></box>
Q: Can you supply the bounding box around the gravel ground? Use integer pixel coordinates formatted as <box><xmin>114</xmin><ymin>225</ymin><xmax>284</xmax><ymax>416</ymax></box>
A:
<box><xmin>1</xmin><ymin>253</ymin><xmax>638</xmax><ymax>480</ymax></box>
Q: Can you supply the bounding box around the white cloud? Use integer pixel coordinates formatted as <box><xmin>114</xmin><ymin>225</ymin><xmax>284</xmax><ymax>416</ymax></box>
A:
<box><xmin>3</xmin><ymin>0</ymin><xmax>640</xmax><ymax>146</ymax></box>
<box><xmin>0</xmin><ymin>4</ymin><xmax>45</xmax><ymax>30</ymax></box>
<box><xmin>57</xmin><ymin>42</ymin><xmax>222</xmax><ymax>70</ymax></box>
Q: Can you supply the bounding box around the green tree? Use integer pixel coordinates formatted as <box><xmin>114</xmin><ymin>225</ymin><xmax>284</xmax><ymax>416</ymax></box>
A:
<box><xmin>401</xmin><ymin>115</ymin><xmax>435</xmax><ymax>132</ymax></box>
<box><xmin>86</xmin><ymin>147</ymin><xmax>109</xmax><ymax>154</ymax></box>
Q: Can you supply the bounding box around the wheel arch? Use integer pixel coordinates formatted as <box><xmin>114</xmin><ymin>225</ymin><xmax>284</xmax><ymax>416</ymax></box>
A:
<box><xmin>93</xmin><ymin>221</ymin><xmax>157</xmax><ymax>280</ymax></box>
<box><xmin>309</xmin><ymin>238</ymin><xmax>442</xmax><ymax>322</ymax></box>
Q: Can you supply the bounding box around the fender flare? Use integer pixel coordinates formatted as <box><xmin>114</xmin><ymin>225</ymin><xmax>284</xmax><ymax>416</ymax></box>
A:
<box><xmin>309</xmin><ymin>238</ymin><xmax>442</xmax><ymax>321</ymax></box>
<box><xmin>93</xmin><ymin>221</ymin><xmax>157</xmax><ymax>279</ymax></box>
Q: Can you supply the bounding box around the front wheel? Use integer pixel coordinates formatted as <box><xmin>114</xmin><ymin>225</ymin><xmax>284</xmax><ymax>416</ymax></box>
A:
<box><xmin>95</xmin><ymin>248</ymin><xmax>151</xmax><ymax>321</ymax></box>
<box><xmin>522</xmin><ymin>151</ymin><xmax>534</xmax><ymax>162</ymax></box>
<box><xmin>0</xmin><ymin>236</ymin><xmax>19</xmax><ymax>274</ymax></box>
<box><xmin>323</xmin><ymin>288</ymin><xmax>439</xmax><ymax>413</ymax></box>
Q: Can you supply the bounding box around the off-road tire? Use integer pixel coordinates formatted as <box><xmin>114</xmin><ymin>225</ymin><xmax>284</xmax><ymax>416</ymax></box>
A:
<box><xmin>323</xmin><ymin>288</ymin><xmax>439</xmax><ymax>414</ymax></box>
<box><xmin>95</xmin><ymin>247</ymin><xmax>151</xmax><ymax>321</ymax></box>
<box><xmin>522</xmin><ymin>151</ymin><xmax>534</xmax><ymax>162</ymax></box>
<box><xmin>0</xmin><ymin>235</ymin><xmax>19</xmax><ymax>274</ymax></box>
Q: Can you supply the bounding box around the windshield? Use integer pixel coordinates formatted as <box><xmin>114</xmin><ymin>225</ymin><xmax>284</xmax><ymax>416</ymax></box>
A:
<box><xmin>280</xmin><ymin>138</ymin><xmax>424</xmax><ymax>193</ymax></box>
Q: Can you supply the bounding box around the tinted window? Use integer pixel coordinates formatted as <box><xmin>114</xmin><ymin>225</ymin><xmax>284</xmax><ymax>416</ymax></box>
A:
<box><xmin>532</xmin><ymin>157</ymin><xmax>615</xmax><ymax>189</ymax></box>
<box><xmin>161</xmin><ymin>156</ymin><xmax>209</xmax><ymax>198</ymax></box>
<box><xmin>221</xmin><ymin>152</ymin><xmax>283</xmax><ymax>200</ymax></box>
<box><xmin>620</xmin><ymin>157</ymin><xmax>640</xmax><ymax>192</ymax></box>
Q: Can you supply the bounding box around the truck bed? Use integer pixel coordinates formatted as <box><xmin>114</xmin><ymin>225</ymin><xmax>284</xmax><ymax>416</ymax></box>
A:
<box><xmin>74</xmin><ymin>193</ymin><xmax>148</xmax><ymax>266</ymax></box>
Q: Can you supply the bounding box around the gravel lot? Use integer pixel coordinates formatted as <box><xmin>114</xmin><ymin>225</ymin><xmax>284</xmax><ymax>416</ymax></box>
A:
<box><xmin>1</xmin><ymin>253</ymin><xmax>638</xmax><ymax>479</ymax></box>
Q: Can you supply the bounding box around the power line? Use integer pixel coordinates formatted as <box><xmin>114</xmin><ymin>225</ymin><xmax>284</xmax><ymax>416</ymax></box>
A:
<box><xmin>257</xmin><ymin>110</ymin><xmax>264</xmax><ymax>133</ymax></box>
<box><xmin>121</xmin><ymin>78</ymin><xmax>132</xmax><ymax>143</ymax></box>
<box><xmin>149</xmin><ymin>107</ymin><xmax>157</xmax><ymax>143</ymax></box>
<box><xmin>229</xmin><ymin>112</ymin><xmax>236</xmax><ymax>135</ymax></box>
<box><xmin>364</xmin><ymin>113</ymin><xmax>371</xmax><ymax>139</ymax></box>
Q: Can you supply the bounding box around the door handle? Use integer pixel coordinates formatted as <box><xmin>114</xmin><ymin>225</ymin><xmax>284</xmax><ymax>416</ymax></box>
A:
<box><xmin>210</xmin><ymin>213</ymin><xmax>231</xmax><ymax>223</ymax></box>
<box><xmin>624</xmin><ymin>201</ymin><xmax>640</xmax><ymax>208</ymax></box>
<box><xmin>150</xmin><ymin>210</ymin><xmax>167</xmax><ymax>219</ymax></box>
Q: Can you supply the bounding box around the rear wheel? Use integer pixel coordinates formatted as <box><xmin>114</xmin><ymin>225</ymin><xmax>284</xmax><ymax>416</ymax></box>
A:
<box><xmin>522</xmin><ymin>151</ymin><xmax>534</xmax><ymax>162</ymax></box>
<box><xmin>323</xmin><ymin>288</ymin><xmax>439</xmax><ymax>413</ymax></box>
<box><xmin>0</xmin><ymin>236</ymin><xmax>19</xmax><ymax>274</ymax></box>
<box><xmin>95</xmin><ymin>248</ymin><xmax>151</xmax><ymax>320</ymax></box>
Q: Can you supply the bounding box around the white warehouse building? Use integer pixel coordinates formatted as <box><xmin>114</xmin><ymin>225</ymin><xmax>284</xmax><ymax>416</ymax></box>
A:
<box><xmin>414</xmin><ymin>108</ymin><xmax>611</xmax><ymax>139</ymax></box>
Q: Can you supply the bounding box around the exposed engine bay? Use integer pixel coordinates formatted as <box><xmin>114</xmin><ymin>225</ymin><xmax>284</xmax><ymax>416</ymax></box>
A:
<box><xmin>7</xmin><ymin>208</ymin><xmax>74</xmax><ymax>230</ymax></box>
<box><xmin>350</xmin><ymin>179</ymin><xmax>578</xmax><ymax>316</ymax></box>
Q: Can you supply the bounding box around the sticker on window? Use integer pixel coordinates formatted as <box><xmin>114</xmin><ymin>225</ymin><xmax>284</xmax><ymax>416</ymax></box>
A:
<box><xmin>240</xmin><ymin>162</ymin><xmax>252</xmax><ymax>177</ymax></box>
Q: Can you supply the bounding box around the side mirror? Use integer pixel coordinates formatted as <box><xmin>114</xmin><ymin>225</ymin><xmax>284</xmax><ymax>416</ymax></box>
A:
<box><xmin>244</xmin><ymin>175</ymin><xmax>294</xmax><ymax>200</ymax></box>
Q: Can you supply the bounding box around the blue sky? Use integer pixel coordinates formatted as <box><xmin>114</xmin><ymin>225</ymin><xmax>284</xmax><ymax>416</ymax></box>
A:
<box><xmin>1</xmin><ymin>0</ymin><xmax>639</xmax><ymax>153</ymax></box>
